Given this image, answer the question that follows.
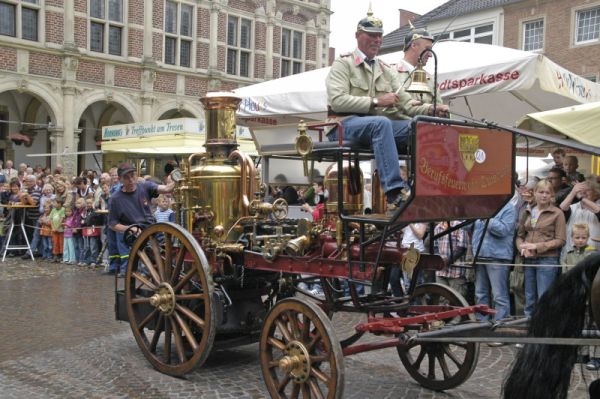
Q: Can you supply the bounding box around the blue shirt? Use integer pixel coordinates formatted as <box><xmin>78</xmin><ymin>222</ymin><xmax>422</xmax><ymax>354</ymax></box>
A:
<box><xmin>108</xmin><ymin>181</ymin><xmax>158</xmax><ymax>229</ymax></box>
<box><xmin>472</xmin><ymin>201</ymin><xmax>517</xmax><ymax>261</ymax></box>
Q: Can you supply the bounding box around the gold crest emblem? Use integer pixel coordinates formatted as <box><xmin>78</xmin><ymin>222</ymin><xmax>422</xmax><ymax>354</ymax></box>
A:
<box><xmin>459</xmin><ymin>134</ymin><xmax>479</xmax><ymax>172</ymax></box>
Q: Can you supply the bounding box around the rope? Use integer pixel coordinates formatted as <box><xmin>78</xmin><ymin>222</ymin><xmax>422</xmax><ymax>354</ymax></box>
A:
<box><xmin>455</xmin><ymin>261</ymin><xmax>575</xmax><ymax>268</ymax></box>
<box><xmin>2</xmin><ymin>220</ymin><xmax>107</xmax><ymax>233</ymax></box>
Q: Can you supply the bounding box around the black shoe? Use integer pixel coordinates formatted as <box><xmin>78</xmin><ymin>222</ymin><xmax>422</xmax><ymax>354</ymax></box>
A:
<box><xmin>117</xmin><ymin>272</ymin><xmax>125</xmax><ymax>278</ymax></box>
<box><xmin>101</xmin><ymin>270</ymin><xmax>116</xmax><ymax>275</ymax></box>
<box><xmin>21</xmin><ymin>253</ymin><xmax>32</xmax><ymax>260</ymax></box>
<box><xmin>385</xmin><ymin>191</ymin><xmax>409</xmax><ymax>217</ymax></box>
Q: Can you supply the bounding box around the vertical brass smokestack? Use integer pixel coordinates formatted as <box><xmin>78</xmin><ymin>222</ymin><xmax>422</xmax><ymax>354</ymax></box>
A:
<box><xmin>199</xmin><ymin>92</ymin><xmax>242</xmax><ymax>144</ymax></box>
<box><xmin>186</xmin><ymin>92</ymin><xmax>253</xmax><ymax>242</ymax></box>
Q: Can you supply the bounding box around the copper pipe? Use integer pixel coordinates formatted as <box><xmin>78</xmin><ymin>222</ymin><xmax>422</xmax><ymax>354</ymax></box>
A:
<box><xmin>228</xmin><ymin>150</ymin><xmax>249</xmax><ymax>210</ymax></box>
<box><xmin>188</xmin><ymin>152</ymin><xmax>207</xmax><ymax>167</ymax></box>
<box><xmin>242</xmin><ymin>152</ymin><xmax>257</xmax><ymax>202</ymax></box>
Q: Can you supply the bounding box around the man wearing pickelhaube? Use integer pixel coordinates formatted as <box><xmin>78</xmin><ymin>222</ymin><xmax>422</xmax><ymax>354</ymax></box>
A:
<box><xmin>397</xmin><ymin>26</ymin><xmax>443</xmax><ymax>105</ymax></box>
<box><xmin>326</xmin><ymin>8</ymin><xmax>449</xmax><ymax>211</ymax></box>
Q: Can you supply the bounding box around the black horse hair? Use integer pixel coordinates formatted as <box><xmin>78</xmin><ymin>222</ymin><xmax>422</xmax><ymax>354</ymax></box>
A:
<box><xmin>503</xmin><ymin>253</ymin><xmax>600</xmax><ymax>399</ymax></box>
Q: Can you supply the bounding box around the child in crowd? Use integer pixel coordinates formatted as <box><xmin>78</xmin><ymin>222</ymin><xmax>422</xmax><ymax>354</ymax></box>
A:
<box><xmin>560</xmin><ymin>223</ymin><xmax>600</xmax><ymax>370</ymax></box>
<box><xmin>562</xmin><ymin>223</ymin><xmax>596</xmax><ymax>272</ymax></box>
<box><xmin>73</xmin><ymin>197</ymin><xmax>86</xmax><ymax>263</ymax></box>
<box><xmin>62</xmin><ymin>207</ymin><xmax>78</xmax><ymax>264</ymax></box>
<box><xmin>32</xmin><ymin>183</ymin><xmax>56</xmax><ymax>256</ymax></box>
<box><xmin>560</xmin><ymin>223</ymin><xmax>597</xmax><ymax>368</ymax></box>
<box><xmin>49</xmin><ymin>198</ymin><xmax>65</xmax><ymax>262</ymax></box>
<box><xmin>154</xmin><ymin>194</ymin><xmax>175</xmax><ymax>223</ymax></box>
<box><xmin>80</xmin><ymin>198</ymin><xmax>101</xmax><ymax>266</ymax></box>
<box><xmin>39</xmin><ymin>204</ymin><xmax>53</xmax><ymax>260</ymax></box>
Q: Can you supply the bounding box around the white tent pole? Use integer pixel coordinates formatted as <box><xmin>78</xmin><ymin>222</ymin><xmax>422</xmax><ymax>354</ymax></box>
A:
<box><xmin>510</xmin><ymin>91</ymin><xmax>543</xmax><ymax>112</ymax></box>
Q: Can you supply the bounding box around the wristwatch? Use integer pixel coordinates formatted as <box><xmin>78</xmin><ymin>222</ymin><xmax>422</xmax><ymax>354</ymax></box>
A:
<box><xmin>371</xmin><ymin>97</ymin><xmax>379</xmax><ymax>107</ymax></box>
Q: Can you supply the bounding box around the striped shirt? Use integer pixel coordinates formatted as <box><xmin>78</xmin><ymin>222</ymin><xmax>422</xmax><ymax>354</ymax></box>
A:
<box><xmin>435</xmin><ymin>221</ymin><xmax>467</xmax><ymax>279</ymax></box>
<box><xmin>154</xmin><ymin>208</ymin><xmax>175</xmax><ymax>223</ymax></box>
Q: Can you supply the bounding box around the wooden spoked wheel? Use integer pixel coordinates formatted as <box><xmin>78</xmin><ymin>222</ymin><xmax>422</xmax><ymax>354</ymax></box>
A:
<box><xmin>125</xmin><ymin>222</ymin><xmax>216</xmax><ymax>376</ymax></box>
<box><xmin>397</xmin><ymin>283</ymin><xmax>479</xmax><ymax>391</ymax></box>
<box><xmin>260</xmin><ymin>298</ymin><xmax>344</xmax><ymax>399</ymax></box>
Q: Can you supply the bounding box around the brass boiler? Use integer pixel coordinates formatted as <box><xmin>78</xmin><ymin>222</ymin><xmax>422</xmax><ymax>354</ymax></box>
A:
<box><xmin>324</xmin><ymin>162</ymin><xmax>363</xmax><ymax>213</ymax></box>
<box><xmin>179</xmin><ymin>93</ymin><xmax>256</xmax><ymax>241</ymax></box>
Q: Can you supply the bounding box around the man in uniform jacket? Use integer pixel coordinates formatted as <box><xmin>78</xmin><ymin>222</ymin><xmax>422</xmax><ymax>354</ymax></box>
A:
<box><xmin>397</xmin><ymin>28</ymin><xmax>443</xmax><ymax>106</ymax></box>
<box><xmin>326</xmin><ymin>9</ymin><xmax>449</xmax><ymax>212</ymax></box>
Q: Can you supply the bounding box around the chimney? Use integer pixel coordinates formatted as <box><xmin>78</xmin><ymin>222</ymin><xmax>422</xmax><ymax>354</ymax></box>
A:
<box><xmin>399</xmin><ymin>9</ymin><xmax>421</xmax><ymax>29</ymax></box>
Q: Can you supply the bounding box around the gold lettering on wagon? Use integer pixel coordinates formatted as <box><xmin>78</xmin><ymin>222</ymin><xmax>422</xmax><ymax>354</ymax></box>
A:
<box><xmin>459</xmin><ymin>134</ymin><xmax>479</xmax><ymax>172</ymax></box>
<box><xmin>419</xmin><ymin>158</ymin><xmax>508</xmax><ymax>191</ymax></box>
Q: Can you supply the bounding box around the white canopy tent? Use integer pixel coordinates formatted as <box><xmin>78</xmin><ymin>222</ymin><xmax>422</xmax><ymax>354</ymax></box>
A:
<box><xmin>235</xmin><ymin>67</ymin><xmax>329</xmax><ymax>127</ymax></box>
<box><xmin>234</xmin><ymin>41</ymin><xmax>600</xmax><ymax>131</ymax></box>
<box><xmin>407</xmin><ymin>41</ymin><xmax>600</xmax><ymax>126</ymax></box>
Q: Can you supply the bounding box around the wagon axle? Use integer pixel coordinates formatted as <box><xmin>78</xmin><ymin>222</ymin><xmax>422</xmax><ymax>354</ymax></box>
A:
<box><xmin>148</xmin><ymin>283</ymin><xmax>176</xmax><ymax>315</ymax></box>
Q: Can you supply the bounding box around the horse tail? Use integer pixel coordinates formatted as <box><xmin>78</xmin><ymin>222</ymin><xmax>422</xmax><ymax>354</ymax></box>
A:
<box><xmin>503</xmin><ymin>253</ymin><xmax>600</xmax><ymax>399</ymax></box>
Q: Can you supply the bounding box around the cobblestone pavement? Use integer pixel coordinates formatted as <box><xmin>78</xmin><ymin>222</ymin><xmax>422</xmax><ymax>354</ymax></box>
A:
<box><xmin>0</xmin><ymin>258</ymin><xmax>596</xmax><ymax>398</ymax></box>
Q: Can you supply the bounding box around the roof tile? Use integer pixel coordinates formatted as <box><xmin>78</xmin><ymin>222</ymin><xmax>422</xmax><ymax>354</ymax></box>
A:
<box><xmin>381</xmin><ymin>0</ymin><xmax>522</xmax><ymax>52</ymax></box>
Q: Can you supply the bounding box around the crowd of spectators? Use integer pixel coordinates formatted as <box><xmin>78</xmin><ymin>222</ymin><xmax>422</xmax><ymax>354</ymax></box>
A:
<box><xmin>0</xmin><ymin>160</ymin><xmax>175</xmax><ymax>277</ymax></box>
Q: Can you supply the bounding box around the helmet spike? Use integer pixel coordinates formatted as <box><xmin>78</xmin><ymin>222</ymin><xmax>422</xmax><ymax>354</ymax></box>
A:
<box><xmin>356</xmin><ymin>4</ymin><xmax>383</xmax><ymax>33</ymax></box>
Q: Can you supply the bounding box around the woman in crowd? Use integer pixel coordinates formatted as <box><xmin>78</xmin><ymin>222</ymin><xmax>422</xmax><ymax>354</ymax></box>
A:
<box><xmin>74</xmin><ymin>176</ymin><xmax>94</xmax><ymax>201</ymax></box>
<box><xmin>54</xmin><ymin>180</ymin><xmax>73</xmax><ymax>209</ymax></box>
<box><xmin>516</xmin><ymin>179</ymin><xmax>566</xmax><ymax>317</ymax></box>
<box><xmin>1</xmin><ymin>179</ymin><xmax>26</xmax><ymax>249</ymax></box>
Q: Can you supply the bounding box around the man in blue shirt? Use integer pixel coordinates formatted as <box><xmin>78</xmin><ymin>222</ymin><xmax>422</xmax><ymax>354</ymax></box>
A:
<box><xmin>108</xmin><ymin>163</ymin><xmax>175</xmax><ymax>277</ymax></box>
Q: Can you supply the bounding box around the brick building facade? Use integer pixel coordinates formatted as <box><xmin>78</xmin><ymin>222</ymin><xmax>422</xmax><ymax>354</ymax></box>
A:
<box><xmin>503</xmin><ymin>0</ymin><xmax>600</xmax><ymax>82</ymax></box>
<box><xmin>0</xmin><ymin>0</ymin><xmax>332</xmax><ymax>174</ymax></box>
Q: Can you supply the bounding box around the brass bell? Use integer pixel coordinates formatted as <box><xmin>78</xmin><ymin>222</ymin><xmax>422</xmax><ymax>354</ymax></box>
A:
<box><xmin>286</xmin><ymin>235</ymin><xmax>310</xmax><ymax>256</ymax></box>
<box><xmin>406</xmin><ymin>60</ymin><xmax>433</xmax><ymax>97</ymax></box>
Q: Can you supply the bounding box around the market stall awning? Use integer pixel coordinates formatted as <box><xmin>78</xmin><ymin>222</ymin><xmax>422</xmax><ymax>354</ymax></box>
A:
<box><xmin>102</xmin><ymin>135</ymin><xmax>257</xmax><ymax>155</ymax></box>
<box><xmin>516</xmin><ymin>102</ymin><xmax>600</xmax><ymax>148</ymax></box>
<box><xmin>101</xmin><ymin>118</ymin><xmax>257</xmax><ymax>155</ymax></box>
<box><xmin>102</xmin><ymin>134</ymin><xmax>206</xmax><ymax>154</ymax></box>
